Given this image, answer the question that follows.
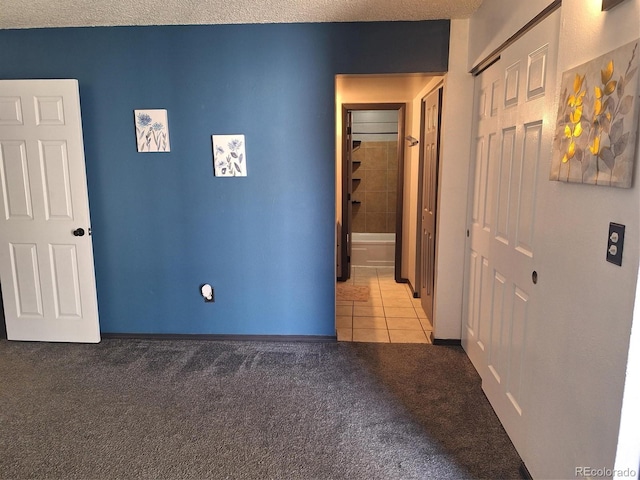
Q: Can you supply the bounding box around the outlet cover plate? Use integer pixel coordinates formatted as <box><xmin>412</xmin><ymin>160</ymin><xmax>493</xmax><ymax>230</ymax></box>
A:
<box><xmin>607</xmin><ymin>222</ymin><xmax>625</xmax><ymax>266</ymax></box>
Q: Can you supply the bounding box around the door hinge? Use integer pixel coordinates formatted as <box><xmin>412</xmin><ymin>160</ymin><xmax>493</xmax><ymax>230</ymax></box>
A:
<box><xmin>466</xmin><ymin>229</ymin><xmax>470</xmax><ymax>237</ymax></box>
<box><xmin>347</xmin><ymin>126</ymin><xmax>352</xmax><ymax>135</ymax></box>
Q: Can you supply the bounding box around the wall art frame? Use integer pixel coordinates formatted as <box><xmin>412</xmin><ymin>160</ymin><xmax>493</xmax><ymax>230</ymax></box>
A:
<box><xmin>212</xmin><ymin>134</ymin><xmax>247</xmax><ymax>177</ymax></box>
<box><xmin>134</xmin><ymin>109</ymin><xmax>170</xmax><ymax>152</ymax></box>
<box><xmin>550</xmin><ymin>39</ymin><xmax>639</xmax><ymax>188</ymax></box>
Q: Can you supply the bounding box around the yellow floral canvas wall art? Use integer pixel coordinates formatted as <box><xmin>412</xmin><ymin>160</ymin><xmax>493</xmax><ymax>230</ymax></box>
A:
<box><xmin>551</xmin><ymin>39</ymin><xmax>639</xmax><ymax>188</ymax></box>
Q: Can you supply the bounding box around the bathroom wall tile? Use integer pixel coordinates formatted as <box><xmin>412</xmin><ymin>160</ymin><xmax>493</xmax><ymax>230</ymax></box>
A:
<box><xmin>366</xmin><ymin>141</ymin><xmax>390</xmax><ymax>148</ymax></box>
<box><xmin>387</xmin><ymin>142</ymin><xmax>399</xmax><ymax>169</ymax></box>
<box><xmin>366</xmin><ymin>147</ymin><xmax>387</xmax><ymax>170</ymax></box>
<box><xmin>365</xmin><ymin>170</ymin><xmax>387</xmax><ymax>192</ymax></box>
<box><xmin>386</xmin><ymin>212</ymin><xmax>396</xmax><ymax>233</ymax></box>
<box><xmin>365</xmin><ymin>192</ymin><xmax>386</xmax><ymax>212</ymax></box>
<box><xmin>387</xmin><ymin>168</ymin><xmax>397</xmax><ymax>192</ymax></box>
<box><xmin>352</xmin><ymin>208</ymin><xmax>366</xmax><ymax>232</ymax></box>
<box><xmin>388</xmin><ymin>192</ymin><xmax>397</xmax><ymax>213</ymax></box>
<box><xmin>366</xmin><ymin>212</ymin><xmax>386</xmax><ymax>232</ymax></box>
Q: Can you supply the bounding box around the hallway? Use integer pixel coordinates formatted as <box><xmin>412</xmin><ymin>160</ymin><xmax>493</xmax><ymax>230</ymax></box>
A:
<box><xmin>336</xmin><ymin>267</ymin><xmax>433</xmax><ymax>343</ymax></box>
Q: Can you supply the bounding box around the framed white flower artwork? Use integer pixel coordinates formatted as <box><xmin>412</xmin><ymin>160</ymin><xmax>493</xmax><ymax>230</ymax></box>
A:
<box><xmin>134</xmin><ymin>109</ymin><xmax>170</xmax><ymax>152</ymax></box>
<box><xmin>212</xmin><ymin>134</ymin><xmax>247</xmax><ymax>177</ymax></box>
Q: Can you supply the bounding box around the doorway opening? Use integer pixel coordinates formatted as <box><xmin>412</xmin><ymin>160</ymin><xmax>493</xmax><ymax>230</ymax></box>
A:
<box><xmin>339</xmin><ymin>104</ymin><xmax>406</xmax><ymax>283</ymax></box>
<box><xmin>334</xmin><ymin>73</ymin><xmax>443</xmax><ymax>343</ymax></box>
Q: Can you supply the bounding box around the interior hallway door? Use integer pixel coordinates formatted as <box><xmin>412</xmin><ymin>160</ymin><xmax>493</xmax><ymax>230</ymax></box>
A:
<box><xmin>0</xmin><ymin>79</ymin><xmax>100</xmax><ymax>342</ymax></box>
<box><xmin>419</xmin><ymin>86</ymin><xmax>442</xmax><ymax>322</ymax></box>
<box><xmin>462</xmin><ymin>9</ymin><xmax>559</xmax><ymax>452</ymax></box>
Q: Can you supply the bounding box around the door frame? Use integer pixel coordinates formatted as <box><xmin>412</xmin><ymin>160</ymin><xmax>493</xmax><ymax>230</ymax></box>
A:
<box><xmin>339</xmin><ymin>103</ymin><xmax>406</xmax><ymax>282</ymax></box>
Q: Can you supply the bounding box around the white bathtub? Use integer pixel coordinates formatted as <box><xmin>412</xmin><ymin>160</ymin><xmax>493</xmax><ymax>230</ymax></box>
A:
<box><xmin>351</xmin><ymin>232</ymin><xmax>395</xmax><ymax>267</ymax></box>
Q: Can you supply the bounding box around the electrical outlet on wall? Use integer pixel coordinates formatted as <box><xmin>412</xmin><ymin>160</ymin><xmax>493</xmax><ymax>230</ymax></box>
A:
<box><xmin>606</xmin><ymin>223</ymin><xmax>625</xmax><ymax>266</ymax></box>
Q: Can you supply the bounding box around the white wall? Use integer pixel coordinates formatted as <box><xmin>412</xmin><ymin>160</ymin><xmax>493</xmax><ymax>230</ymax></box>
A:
<box><xmin>467</xmin><ymin>0</ymin><xmax>552</xmax><ymax>70</ymax></box>
<box><xmin>460</xmin><ymin>0</ymin><xmax>640</xmax><ymax>477</ymax></box>
<box><xmin>432</xmin><ymin>19</ymin><xmax>474</xmax><ymax>339</ymax></box>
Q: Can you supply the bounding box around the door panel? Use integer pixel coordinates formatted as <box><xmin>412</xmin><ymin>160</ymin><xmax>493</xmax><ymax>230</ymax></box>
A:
<box><xmin>1</xmin><ymin>140</ymin><xmax>32</xmax><ymax>219</ymax></box>
<box><xmin>50</xmin><ymin>244</ymin><xmax>83</xmax><ymax>318</ymax></box>
<box><xmin>463</xmin><ymin>9</ymin><xmax>559</xmax><ymax>454</ymax></box>
<box><xmin>464</xmin><ymin>64</ymin><xmax>500</xmax><ymax>374</ymax></box>
<box><xmin>10</xmin><ymin>243</ymin><xmax>43</xmax><ymax>317</ymax></box>
<box><xmin>419</xmin><ymin>87</ymin><xmax>442</xmax><ymax>321</ymax></box>
<box><xmin>0</xmin><ymin>79</ymin><xmax>100</xmax><ymax>343</ymax></box>
<box><xmin>41</xmin><ymin>140</ymin><xmax>74</xmax><ymax>219</ymax></box>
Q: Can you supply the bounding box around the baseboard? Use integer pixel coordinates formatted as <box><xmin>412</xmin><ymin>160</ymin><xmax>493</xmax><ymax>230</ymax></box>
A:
<box><xmin>432</xmin><ymin>338</ymin><xmax>462</xmax><ymax>346</ymax></box>
<box><xmin>101</xmin><ymin>333</ymin><xmax>338</xmax><ymax>343</ymax></box>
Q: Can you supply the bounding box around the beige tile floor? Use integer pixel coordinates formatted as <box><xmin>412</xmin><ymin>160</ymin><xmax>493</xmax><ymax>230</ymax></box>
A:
<box><xmin>336</xmin><ymin>266</ymin><xmax>433</xmax><ymax>343</ymax></box>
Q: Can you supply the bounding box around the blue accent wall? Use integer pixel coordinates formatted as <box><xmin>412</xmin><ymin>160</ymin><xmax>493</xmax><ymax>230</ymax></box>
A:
<box><xmin>0</xmin><ymin>21</ymin><xmax>449</xmax><ymax>335</ymax></box>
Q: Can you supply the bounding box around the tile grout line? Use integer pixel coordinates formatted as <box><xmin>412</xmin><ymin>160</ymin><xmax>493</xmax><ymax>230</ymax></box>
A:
<box><xmin>342</xmin><ymin>266</ymin><xmax>432</xmax><ymax>343</ymax></box>
<box><xmin>378</xmin><ymin>268</ymin><xmax>392</xmax><ymax>342</ymax></box>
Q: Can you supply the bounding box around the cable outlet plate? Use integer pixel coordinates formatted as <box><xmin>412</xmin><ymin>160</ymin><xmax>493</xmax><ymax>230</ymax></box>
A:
<box><xmin>200</xmin><ymin>284</ymin><xmax>215</xmax><ymax>302</ymax></box>
<box><xmin>606</xmin><ymin>222</ymin><xmax>625</xmax><ymax>266</ymax></box>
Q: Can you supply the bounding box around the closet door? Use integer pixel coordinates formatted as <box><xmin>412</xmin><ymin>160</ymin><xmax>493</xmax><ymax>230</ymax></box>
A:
<box><xmin>463</xmin><ymin>9</ymin><xmax>560</xmax><ymax>453</ymax></box>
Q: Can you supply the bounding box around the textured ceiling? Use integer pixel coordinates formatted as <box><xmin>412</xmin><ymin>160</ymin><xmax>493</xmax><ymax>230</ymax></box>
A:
<box><xmin>0</xmin><ymin>0</ymin><xmax>483</xmax><ymax>29</ymax></box>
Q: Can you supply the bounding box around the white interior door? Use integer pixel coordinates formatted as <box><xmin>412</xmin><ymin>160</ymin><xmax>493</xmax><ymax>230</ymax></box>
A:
<box><xmin>0</xmin><ymin>79</ymin><xmax>100</xmax><ymax>342</ymax></box>
<box><xmin>462</xmin><ymin>10</ymin><xmax>559</xmax><ymax>450</ymax></box>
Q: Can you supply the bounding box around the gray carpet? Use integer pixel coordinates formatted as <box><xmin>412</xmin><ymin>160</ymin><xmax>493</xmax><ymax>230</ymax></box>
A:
<box><xmin>0</xmin><ymin>339</ymin><xmax>524</xmax><ymax>479</ymax></box>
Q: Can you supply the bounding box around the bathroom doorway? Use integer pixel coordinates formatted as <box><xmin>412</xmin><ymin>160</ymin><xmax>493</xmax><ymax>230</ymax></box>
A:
<box><xmin>338</xmin><ymin>103</ymin><xmax>405</xmax><ymax>282</ymax></box>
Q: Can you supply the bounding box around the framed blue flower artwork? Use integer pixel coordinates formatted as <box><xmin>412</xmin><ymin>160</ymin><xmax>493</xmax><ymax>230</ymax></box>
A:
<box><xmin>212</xmin><ymin>134</ymin><xmax>247</xmax><ymax>177</ymax></box>
<box><xmin>134</xmin><ymin>109</ymin><xmax>170</xmax><ymax>152</ymax></box>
